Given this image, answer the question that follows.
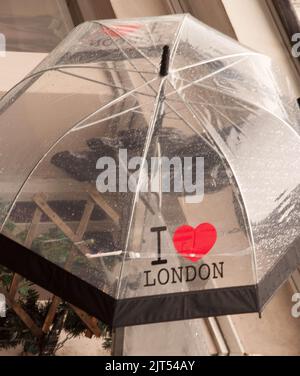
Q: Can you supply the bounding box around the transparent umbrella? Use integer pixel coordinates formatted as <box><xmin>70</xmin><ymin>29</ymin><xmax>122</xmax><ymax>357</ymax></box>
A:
<box><xmin>0</xmin><ymin>14</ymin><xmax>300</xmax><ymax>327</ymax></box>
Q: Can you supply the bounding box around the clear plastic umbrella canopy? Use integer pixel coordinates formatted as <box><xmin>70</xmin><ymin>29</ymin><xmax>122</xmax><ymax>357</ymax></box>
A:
<box><xmin>0</xmin><ymin>14</ymin><xmax>300</xmax><ymax>327</ymax></box>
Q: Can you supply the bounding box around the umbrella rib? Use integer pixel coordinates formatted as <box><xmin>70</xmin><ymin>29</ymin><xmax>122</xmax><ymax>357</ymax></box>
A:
<box><xmin>94</xmin><ymin>21</ymin><xmax>158</xmax><ymax>71</ymax></box>
<box><xmin>189</xmin><ymin>96</ymin><xmax>248</xmax><ymax>138</ymax></box>
<box><xmin>156</xmin><ymin>58</ymin><xmax>249</xmax><ymax>126</ymax></box>
<box><xmin>115</xmin><ymin>79</ymin><xmax>167</xmax><ymax>300</ymax></box>
<box><xmin>169</xmin><ymin>14</ymin><xmax>188</xmax><ymax>69</ymax></box>
<box><xmin>0</xmin><ymin>64</ymin><xmax>154</xmax><ymax>115</ymax></box>
<box><xmin>57</xmin><ymin>69</ymin><xmax>128</xmax><ymax>92</ymax></box>
<box><xmin>57</xmin><ymin>69</ymin><xmax>156</xmax><ymax>100</ymax></box>
<box><xmin>167</xmin><ymin>79</ymin><xmax>259</xmax><ymax>285</ymax></box>
<box><xmin>98</xmin><ymin>22</ymin><xmax>156</xmax><ymax>86</ymax></box>
<box><xmin>100</xmin><ymin>37</ymin><xmax>159</xmax><ymax>114</ymax></box>
<box><xmin>163</xmin><ymin>98</ymin><xmax>223</xmax><ymax>158</ymax></box>
<box><xmin>95</xmin><ymin>22</ymin><xmax>169</xmax><ymax>102</ymax></box>
<box><xmin>92</xmin><ymin>23</ymin><xmax>165</xmax><ymax>139</ymax></box>
<box><xmin>0</xmin><ymin>25</ymin><xmax>165</xmax><ymax>257</ymax></box>
<box><xmin>94</xmin><ymin>21</ymin><xmax>159</xmax><ymax>90</ymax></box>
<box><xmin>145</xmin><ymin>22</ymin><xmax>158</xmax><ymax>50</ymax></box>
<box><xmin>72</xmin><ymin>100</ymin><xmax>154</xmax><ymax>131</ymax></box>
<box><xmin>149</xmin><ymin>57</ymin><xmax>247</xmax><ymax>106</ymax></box>
<box><xmin>49</xmin><ymin>64</ymin><xmax>154</xmax><ymax>74</ymax></box>
<box><xmin>168</xmin><ymin>79</ymin><xmax>235</xmax><ymax>160</ymax></box>
<box><xmin>52</xmin><ymin>64</ymin><xmax>154</xmax><ymax>74</ymax></box>
<box><xmin>157</xmin><ymin>95</ymin><xmax>245</xmax><ymax>111</ymax></box>
<box><xmin>72</xmin><ymin>77</ymin><xmax>158</xmax><ymax>130</ymax></box>
<box><xmin>1</xmin><ymin>65</ymin><xmax>151</xmax><ymax>98</ymax></box>
<box><xmin>172</xmin><ymin>52</ymin><xmax>265</xmax><ymax>73</ymax></box>
<box><xmin>181</xmin><ymin>78</ymin><xmax>300</xmax><ymax>140</ymax></box>
<box><xmin>208</xmin><ymin>105</ymin><xmax>248</xmax><ymax>138</ymax></box>
<box><xmin>172</xmin><ymin>57</ymin><xmax>248</xmax><ymax>93</ymax></box>
<box><xmin>0</xmin><ymin>76</ymin><xmax>158</xmax><ymax>234</ymax></box>
<box><xmin>191</xmin><ymin>106</ymin><xmax>248</xmax><ymax>143</ymax></box>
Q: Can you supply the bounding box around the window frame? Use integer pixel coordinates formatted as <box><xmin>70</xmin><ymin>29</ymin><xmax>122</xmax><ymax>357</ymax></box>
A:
<box><xmin>267</xmin><ymin>0</ymin><xmax>300</xmax><ymax>75</ymax></box>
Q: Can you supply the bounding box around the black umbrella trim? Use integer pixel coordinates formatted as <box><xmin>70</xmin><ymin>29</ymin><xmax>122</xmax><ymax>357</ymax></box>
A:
<box><xmin>0</xmin><ymin>232</ymin><xmax>299</xmax><ymax>327</ymax></box>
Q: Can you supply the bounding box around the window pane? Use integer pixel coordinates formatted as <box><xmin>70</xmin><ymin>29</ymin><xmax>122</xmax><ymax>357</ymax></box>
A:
<box><xmin>0</xmin><ymin>0</ymin><xmax>73</xmax><ymax>52</ymax></box>
<box><xmin>292</xmin><ymin>0</ymin><xmax>300</xmax><ymax>19</ymax></box>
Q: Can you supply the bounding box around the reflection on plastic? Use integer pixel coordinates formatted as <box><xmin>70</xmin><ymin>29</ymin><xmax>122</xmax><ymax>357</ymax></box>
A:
<box><xmin>0</xmin><ymin>33</ymin><xmax>5</xmax><ymax>57</ymax></box>
<box><xmin>0</xmin><ymin>293</ymin><xmax>6</xmax><ymax>318</ymax></box>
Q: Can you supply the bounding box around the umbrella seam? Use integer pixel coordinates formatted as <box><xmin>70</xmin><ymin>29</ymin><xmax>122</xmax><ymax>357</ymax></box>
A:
<box><xmin>169</xmin><ymin>13</ymin><xmax>188</xmax><ymax>70</ymax></box>
<box><xmin>172</xmin><ymin>52</ymin><xmax>266</xmax><ymax>73</ymax></box>
<box><xmin>166</xmin><ymin>76</ymin><xmax>259</xmax><ymax>286</ymax></box>
<box><xmin>115</xmin><ymin>78</ymin><xmax>167</xmax><ymax>300</ymax></box>
<box><xmin>93</xmin><ymin>21</ymin><xmax>158</xmax><ymax>71</ymax></box>
<box><xmin>0</xmin><ymin>76</ymin><xmax>159</xmax><ymax>233</ymax></box>
<box><xmin>188</xmin><ymin>79</ymin><xmax>300</xmax><ymax>140</ymax></box>
<box><xmin>73</xmin><ymin>101</ymin><xmax>154</xmax><ymax>131</ymax></box>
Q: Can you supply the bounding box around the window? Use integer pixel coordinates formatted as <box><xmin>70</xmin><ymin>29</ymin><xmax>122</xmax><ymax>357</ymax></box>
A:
<box><xmin>267</xmin><ymin>0</ymin><xmax>300</xmax><ymax>74</ymax></box>
<box><xmin>0</xmin><ymin>0</ymin><xmax>117</xmax><ymax>97</ymax></box>
<box><xmin>0</xmin><ymin>0</ymin><xmax>74</xmax><ymax>52</ymax></box>
<box><xmin>291</xmin><ymin>0</ymin><xmax>300</xmax><ymax>20</ymax></box>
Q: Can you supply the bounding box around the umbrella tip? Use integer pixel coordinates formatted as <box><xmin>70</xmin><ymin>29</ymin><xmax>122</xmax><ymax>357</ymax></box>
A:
<box><xmin>160</xmin><ymin>45</ymin><xmax>170</xmax><ymax>77</ymax></box>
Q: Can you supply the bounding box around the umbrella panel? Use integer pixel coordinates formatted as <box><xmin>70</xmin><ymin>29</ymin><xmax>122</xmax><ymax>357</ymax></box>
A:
<box><xmin>117</xmin><ymin>86</ymin><xmax>255</xmax><ymax>300</ymax></box>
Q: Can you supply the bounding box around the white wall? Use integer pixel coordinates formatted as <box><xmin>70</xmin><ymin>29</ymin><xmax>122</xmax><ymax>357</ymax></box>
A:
<box><xmin>0</xmin><ymin>52</ymin><xmax>45</xmax><ymax>95</ymax></box>
<box><xmin>110</xmin><ymin>0</ymin><xmax>169</xmax><ymax>18</ymax></box>
<box><xmin>223</xmin><ymin>0</ymin><xmax>300</xmax><ymax>96</ymax></box>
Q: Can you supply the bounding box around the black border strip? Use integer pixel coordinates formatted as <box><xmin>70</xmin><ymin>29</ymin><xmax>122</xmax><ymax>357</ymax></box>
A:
<box><xmin>2</xmin><ymin>232</ymin><xmax>299</xmax><ymax>328</ymax></box>
<box><xmin>0</xmin><ymin>233</ymin><xmax>260</xmax><ymax>327</ymax></box>
<box><xmin>0</xmin><ymin>233</ymin><xmax>116</xmax><ymax>326</ymax></box>
<box><xmin>113</xmin><ymin>236</ymin><xmax>300</xmax><ymax>327</ymax></box>
<box><xmin>113</xmin><ymin>284</ymin><xmax>258</xmax><ymax>327</ymax></box>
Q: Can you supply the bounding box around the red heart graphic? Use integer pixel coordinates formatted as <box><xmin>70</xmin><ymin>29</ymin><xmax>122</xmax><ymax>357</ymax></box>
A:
<box><xmin>173</xmin><ymin>223</ymin><xmax>217</xmax><ymax>262</ymax></box>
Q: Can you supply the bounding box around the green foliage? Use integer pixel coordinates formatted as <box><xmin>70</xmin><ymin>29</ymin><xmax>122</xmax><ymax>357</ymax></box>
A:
<box><xmin>101</xmin><ymin>325</ymin><xmax>113</xmax><ymax>350</ymax></box>
<box><xmin>0</xmin><ymin>289</ymin><xmax>46</xmax><ymax>354</ymax></box>
<box><xmin>0</xmin><ymin>225</ymin><xmax>113</xmax><ymax>355</ymax></box>
<box><xmin>4</xmin><ymin>221</ymin><xmax>15</xmax><ymax>233</ymax></box>
<box><xmin>0</xmin><ymin>272</ymin><xmax>112</xmax><ymax>355</ymax></box>
<box><xmin>0</xmin><ymin>265</ymin><xmax>13</xmax><ymax>289</ymax></box>
<box><xmin>63</xmin><ymin>304</ymin><xmax>87</xmax><ymax>337</ymax></box>
<box><xmin>32</xmin><ymin>228</ymin><xmax>71</xmax><ymax>267</ymax></box>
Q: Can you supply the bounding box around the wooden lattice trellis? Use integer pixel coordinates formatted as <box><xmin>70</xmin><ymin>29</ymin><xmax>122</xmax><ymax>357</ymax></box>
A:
<box><xmin>1</xmin><ymin>187</ymin><xmax>120</xmax><ymax>343</ymax></box>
